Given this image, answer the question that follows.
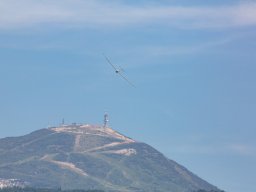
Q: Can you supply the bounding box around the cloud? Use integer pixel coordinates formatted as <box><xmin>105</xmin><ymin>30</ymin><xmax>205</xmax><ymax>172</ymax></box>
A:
<box><xmin>227</xmin><ymin>143</ymin><xmax>256</xmax><ymax>156</ymax></box>
<box><xmin>1</xmin><ymin>0</ymin><xmax>256</xmax><ymax>30</ymax></box>
<box><xmin>169</xmin><ymin>133</ymin><xmax>256</xmax><ymax>157</ymax></box>
<box><xmin>141</xmin><ymin>31</ymin><xmax>255</xmax><ymax>57</ymax></box>
<box><xmin>172</xmin><ymin>142</ymin><xmax>256</xmax><ymax>157</ymax></box>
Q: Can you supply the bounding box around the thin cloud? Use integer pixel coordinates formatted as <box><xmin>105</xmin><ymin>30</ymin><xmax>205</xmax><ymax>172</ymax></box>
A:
<box><xmin>141</xmin><ymin>33</ymin><xmax>248</xmax><ymax>56</ymax></box>
<box><xmin>172</xmin><ymin>142</ymin><xmax>256</xmax><ymax>157</ymax></box>
<box><xmin>227</xmin><ymin>143</ymin><xmax>256</xmax><ymax>156</ymax></box>
<box><xmin>1</xmin><ymin>1</ymin><xmax>256</xmax><ymax>30</ymax></box>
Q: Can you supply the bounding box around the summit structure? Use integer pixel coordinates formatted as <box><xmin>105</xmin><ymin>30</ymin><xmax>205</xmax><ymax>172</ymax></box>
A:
<box><xmin>103</xmin><ymin>113</ymin><xmax>109</xmax><ymax>128</ymax></box>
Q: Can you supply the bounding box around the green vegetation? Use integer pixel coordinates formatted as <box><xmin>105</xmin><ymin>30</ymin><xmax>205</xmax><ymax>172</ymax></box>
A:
<box><xmin>0</xmin><ymin>188</ymin><xmax>225</xmax><ymax>192</ymax></box>
<box><xmin>0</xmin><ymin>127</ymin><xmax>222</xmax><ymax>192</ymax></box>
<box><xmin>195</xmin><ymin>190</ymin><xmax>225</xmax><ymax>192</ymax></box>
<box><xmin>0</xmin><ymin>188</ymin><xmax>104</xmax><ymax>192</ymax></box>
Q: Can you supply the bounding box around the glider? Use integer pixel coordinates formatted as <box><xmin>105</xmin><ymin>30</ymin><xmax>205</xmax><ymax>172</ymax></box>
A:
<box><xmin>103</xmin><ymin>54</ymin><xmax>135</xmax><ymax>87</ymax></box>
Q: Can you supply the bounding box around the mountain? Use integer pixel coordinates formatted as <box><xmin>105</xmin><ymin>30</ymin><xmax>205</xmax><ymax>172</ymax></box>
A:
<box><xmin>0</xmin><ymin>124</ymin><xmax>220</xmax><ymax>192</ymax></box>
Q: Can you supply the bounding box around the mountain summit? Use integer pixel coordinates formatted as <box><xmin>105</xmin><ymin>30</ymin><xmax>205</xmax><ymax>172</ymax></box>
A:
<box><xmin>0</xmin><ymin>124</ymin><xmax>219</xmax><ymax>192</ymax></box>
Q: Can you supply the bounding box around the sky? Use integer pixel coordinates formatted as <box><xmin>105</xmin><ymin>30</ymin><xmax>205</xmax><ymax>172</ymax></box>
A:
<box><xmin>0</xmin><ymin>0</ymin><xmax>256</xmax><ymax>191</ymax></box>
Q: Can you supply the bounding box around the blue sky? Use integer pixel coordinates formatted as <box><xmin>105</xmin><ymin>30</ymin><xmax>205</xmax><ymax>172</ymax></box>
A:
<box><xmin>0</xmin><ymin>0</ymin><xmax>256</xmax><ymax>191</ymax></box>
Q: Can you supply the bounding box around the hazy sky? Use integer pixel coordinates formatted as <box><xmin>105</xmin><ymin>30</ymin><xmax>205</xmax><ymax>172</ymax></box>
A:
<box><xmin>1</xmin><ymin>0</ymin><xmax>256</xmax><ymax>192</ymax></box>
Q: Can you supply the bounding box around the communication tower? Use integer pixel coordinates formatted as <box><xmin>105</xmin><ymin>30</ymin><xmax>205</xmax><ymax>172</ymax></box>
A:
<box><xmin>103</xmin><ymin>113</ymin><xmax>109</xmax><ymax>128</ymax></box>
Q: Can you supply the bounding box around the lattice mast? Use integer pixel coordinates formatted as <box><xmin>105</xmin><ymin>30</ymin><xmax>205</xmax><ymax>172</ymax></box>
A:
<box><xmin>103</xmin><ymin>113</ymin><xmax>109</xmax><ymax>128</ymax></box>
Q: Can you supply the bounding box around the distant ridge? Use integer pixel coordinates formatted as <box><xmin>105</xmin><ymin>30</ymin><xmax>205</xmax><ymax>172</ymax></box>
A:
<box><xmin>0</xmin><ymin>124</ymin><xmax>221</xmax><ymax>192</ymax></box>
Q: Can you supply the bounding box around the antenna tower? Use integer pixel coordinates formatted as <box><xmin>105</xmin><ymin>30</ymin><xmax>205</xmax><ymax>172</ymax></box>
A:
<box><xmin>103</xmin><ymin>113</ymin><xmax>109</xmax><ymax>128</ymax></box>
